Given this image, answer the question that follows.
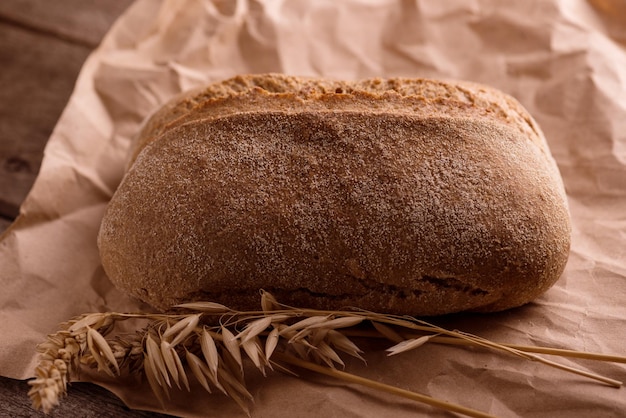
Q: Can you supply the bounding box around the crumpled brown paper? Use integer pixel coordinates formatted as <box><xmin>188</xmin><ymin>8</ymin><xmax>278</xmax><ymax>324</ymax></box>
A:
<box><xmin>1</xmin><ymin>0</ymin><xmax>625</xmax><ymax>416</ymax></box>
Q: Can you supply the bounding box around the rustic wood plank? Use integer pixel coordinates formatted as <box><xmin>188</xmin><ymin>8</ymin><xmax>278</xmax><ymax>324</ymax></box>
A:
<box><xmin>0</xmin><ymin>0</ymin><xmax>134</xmax><ymax>220</ymax></box>
<box><xmin>0</xmin><ymin>376</ymin><xmax>174</xmax><ymax>417</ymax></box>
<box><xmin>0</xmin><ymin>1</ymin><xmax>170</xmax><ymax>416</ymax></box>
<box><xmin>0</xmin><ymin>21</ymin><xmax>92</xmax><ymax>219</ymax></box>
<box><xmin>0</xmin><ymin>0</ymin><xmax>134</xmax><ymax>47</ymax></box>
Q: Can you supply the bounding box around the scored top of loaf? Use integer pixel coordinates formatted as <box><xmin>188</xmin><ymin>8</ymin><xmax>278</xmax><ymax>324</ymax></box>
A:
<box><xmin>128</xmin><ymin>73</ymin><xmax>546</xmax><ymax>168</ymax></box>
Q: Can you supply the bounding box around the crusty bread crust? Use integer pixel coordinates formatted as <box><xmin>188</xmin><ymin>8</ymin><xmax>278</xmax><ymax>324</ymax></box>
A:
<box><xmin>99</xmin><ymin>74</ymin><xmax>571</xmax><ymax>315</ymax></box>
<box><xmin>128</xmin><ymin>74</ymin><xmax>546</xmax><ymax>167</ymax></box>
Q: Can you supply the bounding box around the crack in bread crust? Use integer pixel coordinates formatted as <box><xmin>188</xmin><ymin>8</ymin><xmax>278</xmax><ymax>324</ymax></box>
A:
<box><xmin>180</xmin><ymin>276</ymin><xmax>492</xmax><ymax>317</ymax></box>
<box><xmin>169</xmin><ymin>271</ymin><xmax>493</xmax><ymax>317</ymax></box>
<box><xmin>129</xmin><ymin>73</ymin><xmax>545</xmax><ymax>168</ymax></box>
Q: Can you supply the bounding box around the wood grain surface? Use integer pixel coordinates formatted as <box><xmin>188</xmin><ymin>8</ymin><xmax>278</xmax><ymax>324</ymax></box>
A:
<box><xmin>0</xmin><ymin>1</ymin><xmax>172</xmax><ymax>416</ymax></box>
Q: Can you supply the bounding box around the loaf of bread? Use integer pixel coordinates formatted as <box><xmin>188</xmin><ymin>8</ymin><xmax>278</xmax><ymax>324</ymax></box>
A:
<box><xmin>97</xmin><ymin>74</ymin><xmax>571</xmax><ymax>315</ymax></box>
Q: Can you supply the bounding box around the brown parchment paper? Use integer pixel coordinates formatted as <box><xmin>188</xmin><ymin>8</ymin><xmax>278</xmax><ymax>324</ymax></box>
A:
<box><xmin>1</xmin><ymin>0</ymin><xmax>625</xmax><ymax>416</ymax></box>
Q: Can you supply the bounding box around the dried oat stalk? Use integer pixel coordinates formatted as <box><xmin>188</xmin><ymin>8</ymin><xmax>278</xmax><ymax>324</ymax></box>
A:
<box><xmin>29</xmin><ymin>291</ymin><xmax>625</xmax><ymax>418</ymax></box>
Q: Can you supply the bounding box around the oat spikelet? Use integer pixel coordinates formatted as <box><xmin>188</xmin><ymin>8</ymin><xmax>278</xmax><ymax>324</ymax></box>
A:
<box><xmin>221</xmin><ymin>325</ymin><xmax>243</xmax><ymax>375</ymax></box>
<box><xmin>164</xmin><ymin>313</ymin><xmax>201</xmax><ymax>346</ymax></box>
<box><xmin>29</xmin><ymin>292</ymin><xmax>625</xmax><ymax>417</ymax></box>
<box><xmin>264</xmin><ymin>327</ymin><xmax>280</xmax><ymax>362</ymax></box>
<box><xmin>200</xmin><ymin>328</ymin><xmax>220</xmax><ymax>378</ymax></box>
<box><xmin>260</xmin><ymin>289</ymin><xmax>280</xmax><ymax>312</ymax></box>
<box><xmin>386</xmin><ymin>335</ymin><xmax>438</xmax><ymax>356</ymax></box>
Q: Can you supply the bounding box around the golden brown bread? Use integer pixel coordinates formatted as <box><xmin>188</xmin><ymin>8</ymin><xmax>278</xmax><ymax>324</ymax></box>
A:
<box><xmin>98</xmin><ymin>74</ymin><xmax>571</xmax><ymax>315</ymax></box>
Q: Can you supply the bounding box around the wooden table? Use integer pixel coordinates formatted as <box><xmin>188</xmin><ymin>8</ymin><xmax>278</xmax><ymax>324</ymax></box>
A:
<box><xmin>0</xmin><ymin>1</ymin><xmax>172</xmax><ymax>416</ymax></box>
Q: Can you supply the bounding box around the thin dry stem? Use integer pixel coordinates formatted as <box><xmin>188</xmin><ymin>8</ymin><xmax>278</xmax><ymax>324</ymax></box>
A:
<box><xmin>344</xmin><ymin>329</ymin><xmax>626</xmax><ymax>364</ymax></box>
<box><xmin>272</xmin><ymin>352</ymin><xmax>498</xmax><ymax>418</ymax></box>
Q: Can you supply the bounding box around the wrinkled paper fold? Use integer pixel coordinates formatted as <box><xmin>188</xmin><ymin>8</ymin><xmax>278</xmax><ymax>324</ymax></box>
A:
<box><xmin>1</xmin><ymin>0</ymin><xmax>625</xmax><ymax>416</ymax></box>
